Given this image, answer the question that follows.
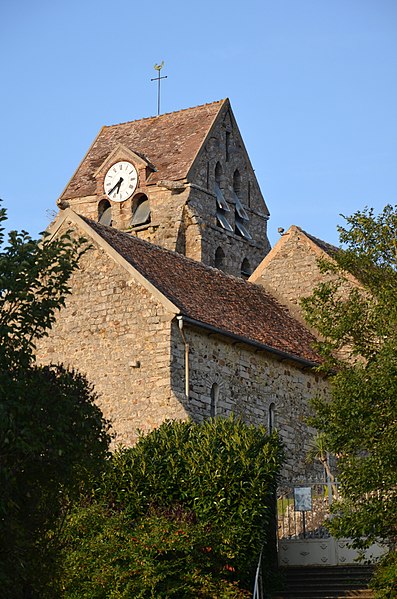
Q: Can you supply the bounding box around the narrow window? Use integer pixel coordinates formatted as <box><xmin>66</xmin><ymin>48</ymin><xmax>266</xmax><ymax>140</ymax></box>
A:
<box><xmin>215</xmin><ymin>162</ymin><xmax>222</xmax><ymax>186</ymax></box>
<box><xmin>241</xmin><ymin>258</ymin><xmax>251</xmax><ymax>279</ymax></box>
<box><xmin>98</xmin><ymin>199</ymin><xmax>112</xmax><ymax>226</ymax></box>
<box><xmin>210</xmin><ymin>383</ymin><xmax>219</xmax><ymax>417</ymax></box>
<box><xmin>131</xmin><ymin>194</ymin><xmax>151</xmax><ymax>227</ymax></box>
<box><xmin>268</xmin><ymin>402</ymin><xmax>276</xmax><ymax>434</ymax></box>
<box><xmin>215</xmin><ymin>247</ymin><xmax>225</xmax><ymax>269</ymax></box>
<box><xmin>248</xmin><ymin>181</ymin><xmax>251</xmax><ymax>208</ymax></box>
<box><xmin>226</xmin><ymin>131</ymin><xmax>231</xmax><ymax>162</ymax></box>
<box><xmin>233</xmin><ymin>169</ymin><xmax>241</xmax><ymax>195</ymax></box>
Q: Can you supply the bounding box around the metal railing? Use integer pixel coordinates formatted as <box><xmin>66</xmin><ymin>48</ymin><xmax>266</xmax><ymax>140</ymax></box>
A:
<box><xmin>252</xmin><ymin>547</ymin><xmax>264</xmax><ymax>599</ymax></box>
<box><xmin>277</xmin><ymin>479</ymin><xmax>339</xmax><ymax>540</ymax></box>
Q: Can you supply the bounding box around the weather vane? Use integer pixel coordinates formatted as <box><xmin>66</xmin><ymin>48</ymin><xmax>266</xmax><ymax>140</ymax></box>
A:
<box><xmin>151</xmin><ymin>61</ymin><xmax>167</xmax><ymax>116</ymax></box>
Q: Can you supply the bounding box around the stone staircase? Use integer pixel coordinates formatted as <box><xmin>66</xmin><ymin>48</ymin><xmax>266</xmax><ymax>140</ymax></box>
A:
<box><xmin>273</xmin><ymin>565</ymin><xmax>374</xmax><ymax>598</ymax></box>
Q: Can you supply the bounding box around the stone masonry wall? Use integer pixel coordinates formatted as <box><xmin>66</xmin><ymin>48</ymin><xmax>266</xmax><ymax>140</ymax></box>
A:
<box><xmin>255</xmin><ymin>232</ymin><xmax>327</xmax><ymax>308</ymax></box>
<box><xmin>128</xmin><ymin>185</ymin><xmax>189</xmax><ymax>252</ymax></box>
<box><xmin>186</xmin><ymin>186</ymin><xmax>270</xmax><ymax>277</ymax></box>
<box><xmin>36</xmin><ymin>232</ymin><xmax>188</xmax><ymax>445</ymax></box>
<box><xmin>253</xmin><ymin>230</ymin><xmax>361</xmax><ymax>364</ymax></box>
<box><xmin>59</xmin><ymin>184</ymin><xmax>190</xmax><ymax>253</ymax></box>
<box><xmin>187</xmin><ymin>108</ymin><xmax>271</xmax><ymax>277</ymax></box>
<box><xmin>170</xmin><ymin>323</ymin><xmax>329</xmax><ymax>481</ymax></box>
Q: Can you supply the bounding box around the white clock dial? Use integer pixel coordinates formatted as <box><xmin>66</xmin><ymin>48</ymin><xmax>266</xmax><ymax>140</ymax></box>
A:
<box><xmin>104</xmin><ymin>161</ymin><xmax>138</xmax><ymax>202</ymax></box>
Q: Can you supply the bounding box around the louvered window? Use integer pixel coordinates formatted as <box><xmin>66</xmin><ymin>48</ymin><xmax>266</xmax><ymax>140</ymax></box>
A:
<box><xmin>235</xmin><ymin>219</ymin><xmax>252</xmax><ymax>240</ymax></box>
<box><xmin>215</xmin><ymin>182</ymin><xmax>230</xmax><ymax>212</ymax></box>
<box><xmin>232</xmin><ymin>191</ymin><xmax>249</xmax><ymax>221</ymax></box>
<box><xmin>217</xmin><ymin>211</ymin><xmax>234</xmax><ymax>232</ymax></box>
<box><xmin>215</xmin><ymin>163</ymin><xmax>232</xmax><ymax>232</ymax></box>
<box><xmin>131</xmin><ymin>195</ymin><xmax>151</xmax><ymax>227</ymax></box>
<box><xmin>98</xmin><ymin>200</ymin><xmax>112</xmax><ymax>226</ymax></box>
<box><xmin>233</xmin><ymin>169</ymin><xmax>251</xmax><ymax>239</ymax></box>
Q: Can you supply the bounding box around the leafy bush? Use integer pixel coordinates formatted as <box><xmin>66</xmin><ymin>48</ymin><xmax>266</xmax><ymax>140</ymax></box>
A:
<box><xmin>60</xmin><ymin>504</ymin><xmax>250</xmax><ymax>598</ymax></box>
<box><xmin>60</xmin><ymin>416</ymin><xmax>283</xmax><ymax>597</ymax></box>
<box><xmin>0</xmin><ymin>365</ymin><xmax>111</xmax><ymax>597</ymax></box>
<box><xmin>0</xmin><ymin>202</ymin><xmax>111</xmax><ymax>596</ymax></box>
<box><xmin>370</xmin><ymin>551</ymin><xmax>397</xmax><ymax>599</ymax></box>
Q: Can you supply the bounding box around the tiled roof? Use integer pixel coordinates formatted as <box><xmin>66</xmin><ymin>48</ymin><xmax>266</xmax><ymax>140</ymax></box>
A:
<box><xmin>62</xmin><ymin>100</ymin><xmax>226</xmax><ymax>199</ymax></box>
<box><xmin>84</xmin><ymin>218</ymin><xmax>322</xmax><ymax>366</ymax></box>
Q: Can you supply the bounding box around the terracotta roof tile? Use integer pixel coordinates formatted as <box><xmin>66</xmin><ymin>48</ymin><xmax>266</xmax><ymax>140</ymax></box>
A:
<box><xmin>84</xmin><ymin>218</ymin><xmax>322</xmax><ymax>365</ymax></box>
<box><xmin>62</xmin><ymin>100</ymin><xmax>226</xmax><ymax>199</ymax></box>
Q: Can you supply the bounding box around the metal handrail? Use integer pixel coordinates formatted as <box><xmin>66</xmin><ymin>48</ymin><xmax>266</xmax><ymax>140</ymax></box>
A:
<box><xmin>252</xmin><ymin>546</ymin><xmax>264</xmax><ymax>599</ymax></box>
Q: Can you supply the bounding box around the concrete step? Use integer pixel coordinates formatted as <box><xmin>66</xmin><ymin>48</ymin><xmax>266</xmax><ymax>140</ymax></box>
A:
<box><xmin>274</xmin><ymin>592</ymin><xmax>374</xmax><ymax>598</ymax></box>
<box><xmin>273</xmin><ymin>565</ymin><xmax>374</xmax><ymax>599</ymax></box>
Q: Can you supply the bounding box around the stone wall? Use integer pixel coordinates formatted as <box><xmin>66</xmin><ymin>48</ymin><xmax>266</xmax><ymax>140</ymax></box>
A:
<box><xmin>170</xmin><ymin>322</ymin><xmax>328</xmax><ymax>481</ymax></box>
<box><xmin>128</xmin><ymin>185</ymin><xmax>189</xmax><ymax>252</ymax></box>
<box><xmin>186</xmin><ymin>107</ymin><xmax>271</xmax><ymax>277</ymax></box>
<box><xmin>183</xmin><ymin>186</ymin><xmax>269</xmax><ymax>277</ymax></box>
<box><xmin>36</xmin><ymin>232</ymin><xmax>188</xmax><ymax>446</ymax></box>
<box><xmin>253</xmin><ymin>230</ymin><xmax>327</xmax><ymax>308</ymax></box>
<box><xmin>59</xmin><ymin>184</ymin><xmax>190</xmax><ymax>253</ymax></box>
<box><xmin>252</xmin><ymin>228</ymin><xmax>361</xmax><ymax>363</ymax></box>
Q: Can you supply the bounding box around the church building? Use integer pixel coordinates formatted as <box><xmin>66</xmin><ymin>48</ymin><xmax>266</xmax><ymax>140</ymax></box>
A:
<box><xmin>38</xmin><ymin>99</ymin><xmax>330</xmax><ymax>481</ymax></box>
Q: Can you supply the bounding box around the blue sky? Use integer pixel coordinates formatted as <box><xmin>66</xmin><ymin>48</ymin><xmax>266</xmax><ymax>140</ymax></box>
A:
<box><xmin>1</xmin><ymin>0</ymin><xmax>396</xmax><ymax>247</ymax></box>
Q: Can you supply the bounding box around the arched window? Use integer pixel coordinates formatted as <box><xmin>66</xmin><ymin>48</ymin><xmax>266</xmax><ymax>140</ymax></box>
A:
<box><xmin>215</xmin><ymin>247</ymin><xmax>225</xmax><ymax>270</ymax></box>
<box><xmin>131</xmin><ymin>194</ymin><xmax>151</xmax><ymax>227</ymax></box>
<box><xmin>210</xmin><ymin>383</ymin><xmax>219</xmax><ymax>417</ymax></box>
<box><xmin>215</xmin><ymin>162</ymin><xmax>222</xmax><ymax>185</ymax></box>
<box><xmin>98</xmin><ymin>199</ymin><xmax>112</xmax><ymax>226</ymax></box>
<box><xmin>268</xmin><ymin>402</ymin><xmax>276</xmax><ymax>434</ymax></box>
<box><xmin>233</xmin><ymin>169</ymin><xmax>241</xmax><ymax>195</ymax></box>
<box><xmin>241</xmin><ymin>258</ymin><xmax>251</xmax><ymax>278</ymax></box>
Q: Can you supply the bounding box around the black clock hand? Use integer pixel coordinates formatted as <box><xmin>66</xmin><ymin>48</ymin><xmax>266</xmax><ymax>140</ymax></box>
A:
<box><xmin>108</xmin><ymin>177</ymin><xmax>123</xmax><ymax>196</ymax></box>
<box><xmin>116</xmin><ymin>177</ymin><xmax>123</xmax><ymax>193</ymax></box>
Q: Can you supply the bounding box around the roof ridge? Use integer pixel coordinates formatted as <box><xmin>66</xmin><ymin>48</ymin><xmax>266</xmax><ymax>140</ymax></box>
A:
<box><xmin>104</xmin><ymin>99</ymin><xmax>227</xmax><ymax>129</ymax></box>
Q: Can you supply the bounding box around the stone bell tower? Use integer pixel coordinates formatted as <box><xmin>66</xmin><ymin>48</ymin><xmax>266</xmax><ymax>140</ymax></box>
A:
<box><xmin>56</xmin><ymin>99</ymin><xmax>271</xmax><ymax>278</ymax></box>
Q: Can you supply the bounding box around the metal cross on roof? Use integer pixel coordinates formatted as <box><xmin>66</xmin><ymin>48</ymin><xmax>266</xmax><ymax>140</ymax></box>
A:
<box><xmin>151</xmin><ymin>61</ymin><xmax>168</xmax><ymax>116</ymax></box>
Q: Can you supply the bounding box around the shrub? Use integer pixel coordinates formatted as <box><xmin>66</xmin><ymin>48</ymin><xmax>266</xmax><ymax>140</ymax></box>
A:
<box><xmin>370</xmin><ymin>551</ymin><xmax>397</xmax><ymax>599</ymax></box>
<box><xmin>60</xmin><ymin>416</ymin><xmax>283</xmax><ymax>596</ymax></box>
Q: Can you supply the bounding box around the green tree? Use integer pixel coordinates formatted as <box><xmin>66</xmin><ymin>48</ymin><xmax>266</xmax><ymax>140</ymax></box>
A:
<box><xmin>60</xmin><ymin>417</ymin><xmax>283</xmax><ymax>598</ymax></box>
<box><xmin>306</xmin><ymin>433</ymin><xmax>339</xmax><ymax>499</ymax></box>
<box><xmin>301</xmin><ymin>205</ymin><xmax>397</xmax><ymax>592</ymax></box>
<box><xmin>0</xmin><ymin>204</ymin><xmax>111</xmax><ymax>597</ymax></box>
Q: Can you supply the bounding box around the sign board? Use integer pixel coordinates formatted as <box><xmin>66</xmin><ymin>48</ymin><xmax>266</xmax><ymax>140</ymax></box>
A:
<box><xmin>294</xmin><ymin>486</ymin><xmax>312</xmax><ymax>512</ymax></box>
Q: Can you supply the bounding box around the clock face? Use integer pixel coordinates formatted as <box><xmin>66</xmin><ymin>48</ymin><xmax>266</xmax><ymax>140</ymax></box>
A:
<box><xmin>104</xmin><ymin>161</ymin><xmax>138</xmax><ymax>202</ymax></box>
